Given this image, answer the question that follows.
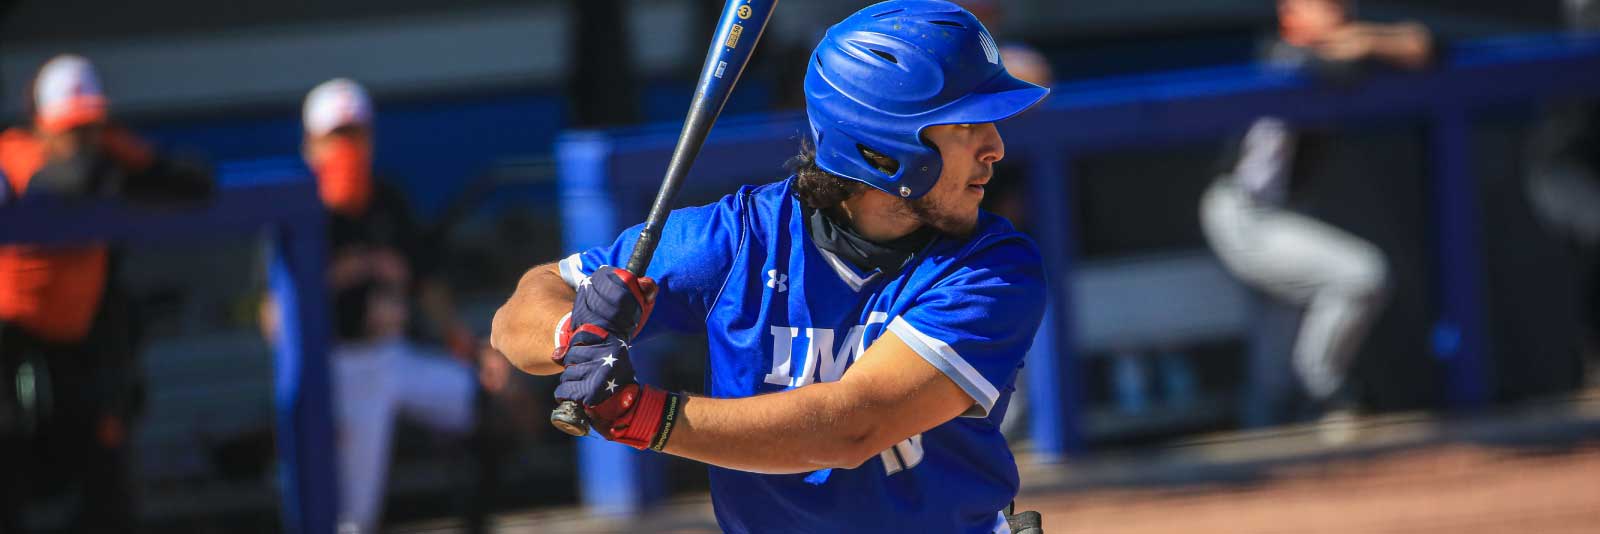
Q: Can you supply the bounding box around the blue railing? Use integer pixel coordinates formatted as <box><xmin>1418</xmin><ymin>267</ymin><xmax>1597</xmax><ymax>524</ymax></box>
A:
<box><xmin>555</xmin><ymin>33</ymin><xmax>1600</xmax><ymax>515</ymax></box>
<box><xmin>0</xmin><ymin>173</ymin><xmax>336</xmax><ymax>534</ymax></box>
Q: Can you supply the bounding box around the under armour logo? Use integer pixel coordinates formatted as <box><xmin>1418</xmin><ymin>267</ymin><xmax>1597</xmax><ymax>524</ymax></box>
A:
<box><xmin>767</xmin><ymin>270</ymin><xmax>788</xmax><ymax>293</ymax></box>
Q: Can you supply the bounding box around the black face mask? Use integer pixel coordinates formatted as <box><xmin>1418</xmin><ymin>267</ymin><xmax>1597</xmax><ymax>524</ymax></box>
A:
<box><xmin>807</xmin><ymin>206</ymin><xmax>935</xmax><ymax>279</ymax></box>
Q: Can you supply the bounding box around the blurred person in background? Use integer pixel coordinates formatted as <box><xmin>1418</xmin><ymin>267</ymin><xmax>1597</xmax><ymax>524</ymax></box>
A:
<box><xmin>259</xmin><ymin>78</ymin><xmax>510</xmax><ymax>534</ymax></box>
<box><xmin>1200</xmin><ymin>0</ymin><xmax>1433</xmax><ymax>430</ymax></box>
<box><xmin>1526</xmin><ymin>0</ymin><xmax>1600</xmax><ymax>384</ymax></box>
<box><xmin>0</xmin><ymin>54</ymin><xmax>212</xmax><ymax>532</ymax></box>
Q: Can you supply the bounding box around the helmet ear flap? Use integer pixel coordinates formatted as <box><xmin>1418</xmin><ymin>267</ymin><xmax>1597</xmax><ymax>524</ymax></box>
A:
<box><xmin>814</xmin><ymin>126</ymin><xmax>893</xmax><ymax>186</ymax></box>
<box><xmin>810</xmin><ymin>111</ymin><xmax>945</xmax><ymax>199</ymax></box>
<box><xmin>856</xmin><ymin>144</ymin><xmax>901</xmax><ymax>176</ymax></box>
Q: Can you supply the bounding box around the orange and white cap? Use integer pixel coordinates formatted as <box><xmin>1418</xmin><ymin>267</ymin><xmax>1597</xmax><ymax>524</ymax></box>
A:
<box><xmin>33</xmin><ymin>54</ymin><xmax>107</xmax><ymax>133</ymax></box>
<box><xmin>303</xmin><ymin>78</ymin><xmax>372</xmax><ymax>137</ymax></box>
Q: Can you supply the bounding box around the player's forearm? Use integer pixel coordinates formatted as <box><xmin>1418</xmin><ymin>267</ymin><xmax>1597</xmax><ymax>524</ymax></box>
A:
<box><xmin>660</xmin><ymin>383</ymin><xmax>891</xmax><ymax>474</ymax></box>
<box><xmin>489</xmin><ymin>263</ymin><xmax>572</xmax><ymax>375</ymax></box>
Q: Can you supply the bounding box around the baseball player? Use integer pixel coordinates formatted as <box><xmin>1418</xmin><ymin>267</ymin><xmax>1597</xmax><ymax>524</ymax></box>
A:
<box><xmin>1201</xmin><ymin>0</ymin><xmax>1432</xmax><ymax>423</ymax></box>
<box><xmin>491</xmin><ymin>1</ymin><xmax>1047</xmax><ymax>532</ymax></box>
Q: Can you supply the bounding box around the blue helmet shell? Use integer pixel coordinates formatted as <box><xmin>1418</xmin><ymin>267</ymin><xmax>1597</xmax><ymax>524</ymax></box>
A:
<box><xmin>804</xmin><ymin>0</ymin><xmax>1048</xmax><ymax>199</ymax></box>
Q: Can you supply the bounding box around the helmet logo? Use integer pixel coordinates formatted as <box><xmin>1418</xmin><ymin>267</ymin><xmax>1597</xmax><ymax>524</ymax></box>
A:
<box><xmin>899</xmin><ymin>186</ymin><xmax>912</xmax><ymax>197</ymax></box>
<box><xmin>978</xmin><ymin>31</ymin><xmax>1000</xmax><ymax>65</ymax></box>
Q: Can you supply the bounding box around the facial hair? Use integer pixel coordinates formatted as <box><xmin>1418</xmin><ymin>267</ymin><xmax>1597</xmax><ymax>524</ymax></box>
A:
<box><xmin>904</xmin><ymin>167</ymin><xmax>986</xmax><ymax>239</ymax></box>
<box><xmin>906</xmin><ymin>197</ymin><xmax>973</xmax><ymax>238</ymax></box>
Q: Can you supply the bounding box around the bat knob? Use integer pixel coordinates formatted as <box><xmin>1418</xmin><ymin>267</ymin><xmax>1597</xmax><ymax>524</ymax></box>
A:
<box><xmin>551</xmin><ymin>400</ymin><xmax>591</xmax><ymax>437</ymax></box>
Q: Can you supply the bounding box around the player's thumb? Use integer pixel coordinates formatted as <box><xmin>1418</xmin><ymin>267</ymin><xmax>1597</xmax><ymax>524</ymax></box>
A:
<box><xmin>638</xmin><ymin>277</ymin><xmax>660</xmax><ymax>302</ymax></box>
<box><xmin>633</xmin><ymin>277</ymin><xmax>659</xmax><ymax>339</ymax></box>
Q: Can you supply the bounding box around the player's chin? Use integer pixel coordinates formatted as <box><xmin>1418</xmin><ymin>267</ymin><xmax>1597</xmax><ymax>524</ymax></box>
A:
<box><xmin>935</xmin><ymin>210</ymin><xmax>981</xmax><ymax>238</ymax></box>
<box><xmin>946</xmin><ymin>219</ymin><xmax>979</xmax><ymax>239</ymax></box>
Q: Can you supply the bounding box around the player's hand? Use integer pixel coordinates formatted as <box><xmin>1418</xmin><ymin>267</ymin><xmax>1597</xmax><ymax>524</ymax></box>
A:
<box><xmin>553</xmin><ymin>266</ymin><xmax>656</xmax><ymax>363</ymax></box>
<box><xmin>553</xmin><ymin>330</ymin><xmax>637</xmax><ymax>409</ymax></box>
<box><xmin>553</xmin><ymin>329</ymin><xmax>678</xmax><ymax>450</ymax></box>
<box><xmin>551</xmin><ymin>267</ymin><xmax>675</xmax><ymax>450</ymax></box>
<box><xmin>549</xmin><ymin>265</ymin><xmax>651</xmax><ymax>431</ymax></box>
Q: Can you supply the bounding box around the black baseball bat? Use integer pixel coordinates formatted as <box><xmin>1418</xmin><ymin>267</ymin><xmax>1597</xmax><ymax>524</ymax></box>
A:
<box><xmin>552</xmin><ymin>0</ymin><xmax>779</xmax><ymax>437</ymax></box>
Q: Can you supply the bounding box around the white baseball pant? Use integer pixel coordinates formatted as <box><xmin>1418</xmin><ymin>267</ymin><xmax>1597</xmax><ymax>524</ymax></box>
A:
<box><xmin>331</xmin><ymin>338</ymin><xmax>476</xmax><ymax>534</ymax></box>
<box><xmin>1200</xmin><ymin>180</ymin><xmax>1390</xmax><ymax>400</ymax></box>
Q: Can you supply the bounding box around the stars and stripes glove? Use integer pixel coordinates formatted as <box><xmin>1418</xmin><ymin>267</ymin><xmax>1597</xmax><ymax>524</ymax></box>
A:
<box><xmin>553</xmin><ymin>266</ymin><xmax>655</xmax><ymax>354</ymax></box>
<box><xmin>552</xmin><ymin>330</ymin><xmax>682</xmax><ymax>450</ymax></box>
<box><xmin>552</xmin><ymin>266</ymin><xmax>679</xmax><ymax>450</ymax></box>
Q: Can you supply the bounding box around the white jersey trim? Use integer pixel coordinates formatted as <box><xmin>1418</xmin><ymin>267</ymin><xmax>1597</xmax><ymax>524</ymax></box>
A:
<box><xmin>814</xmin><ymin>245</ymin><xmax>880</xmax><ymax>293</ymax></box>
<box><xmin>887</xmin><ymin>316</ymin><xmax>1000</xmax><ymax>418</ymax></box>
<box><xmin>558</xmin><ymin>253</ymin><xmax>586</xmax><ymax>289</ymax></box>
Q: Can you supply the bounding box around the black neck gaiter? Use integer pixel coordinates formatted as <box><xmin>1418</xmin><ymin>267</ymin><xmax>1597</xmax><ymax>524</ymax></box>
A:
<box><xmin>807</xmin><ymin>206</ymin><xmax>935</xmax><ymax>278</ymax></box>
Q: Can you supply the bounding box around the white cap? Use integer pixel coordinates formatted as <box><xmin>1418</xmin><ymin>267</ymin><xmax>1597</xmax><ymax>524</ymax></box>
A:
<box><xmin>34</xmin><ymin>54</ymin><xmax>107</xmax><ymax>133</ymax></box>
<box><xmin>303</xmin><ymin>78</ymin><xmax>372</xmax><ymax>137</ymax></box>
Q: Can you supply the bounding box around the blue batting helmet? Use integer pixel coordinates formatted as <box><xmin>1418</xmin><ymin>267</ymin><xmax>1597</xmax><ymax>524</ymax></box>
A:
<box><xmin>804</xmin><ymin>0</ymin><xmax>1048</xmax><ymax>199</ymax></box>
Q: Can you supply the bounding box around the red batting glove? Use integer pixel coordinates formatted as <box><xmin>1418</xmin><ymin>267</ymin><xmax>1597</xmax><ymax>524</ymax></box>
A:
<box><xmin>587</xmin><ymin>383</ymin><xmax>683</xmax><ymax>451</ymax></box>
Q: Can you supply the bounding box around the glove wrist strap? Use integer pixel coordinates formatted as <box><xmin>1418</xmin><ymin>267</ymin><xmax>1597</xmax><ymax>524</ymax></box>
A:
<box><xmin>649</xmin><ymin>391</ymin><xmax>684</xmax><ymax>452</ymax></box>
<box><xmin>603</xmin><ymin>385</ymin><xmax>682</xmax><ymax>451</ymax></box>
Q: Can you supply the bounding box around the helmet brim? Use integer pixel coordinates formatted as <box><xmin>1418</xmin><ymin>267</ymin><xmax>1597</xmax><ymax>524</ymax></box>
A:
<box><xmin>922</xmin><ymin>72</ymin><xmax>1049</xmax><ymax>129</ymax></box>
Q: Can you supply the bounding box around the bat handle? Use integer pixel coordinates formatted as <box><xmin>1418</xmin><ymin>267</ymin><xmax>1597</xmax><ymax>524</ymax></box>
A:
<box><xmin>551</xmin><ymin>400</ymin><xmax>591</xmax><ymax>437</ymax></box>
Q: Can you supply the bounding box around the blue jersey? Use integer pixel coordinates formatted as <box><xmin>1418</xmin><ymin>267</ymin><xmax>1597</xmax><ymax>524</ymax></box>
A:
<box><xmin>558</xmin><ymin>178</ymin><xmax>1046</xmax><ymax>534</ymax></box>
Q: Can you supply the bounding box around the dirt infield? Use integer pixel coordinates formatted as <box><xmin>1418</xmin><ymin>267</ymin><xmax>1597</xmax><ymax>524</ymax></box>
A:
<box><xmin>442</xmin><ymin>442</ymin><xmax>1600</xmax><ymax>533</ymax></box>
<box><xmin>1022</xmin><ymin>444</ymin><xmax>1600</xmax><ymax>534</ymax></box>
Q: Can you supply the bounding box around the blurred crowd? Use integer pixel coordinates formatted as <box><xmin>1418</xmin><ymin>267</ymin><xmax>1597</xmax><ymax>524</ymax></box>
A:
<box><xmin>0</xmin><ymin>0</ymin><xmax>1597</xmax><ymax>532</ymax></box>
<box><xmin>0</xmin><ymin>52</ymin><xmax>529</xmax><ymax>532</ymax></box>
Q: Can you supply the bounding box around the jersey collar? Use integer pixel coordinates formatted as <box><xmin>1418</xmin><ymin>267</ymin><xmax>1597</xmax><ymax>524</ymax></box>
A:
<box><xmin>805</xmin><ymin>206</ymin><xmax>935</xmax><ymax>292</ymax></box>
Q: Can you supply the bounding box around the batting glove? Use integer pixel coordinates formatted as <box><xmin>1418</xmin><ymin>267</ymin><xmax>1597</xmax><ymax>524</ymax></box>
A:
<box><xmin>552</xmin><ymin>266</ymin><xmax>678</xmax><ymax>450</ymax></box>
<box><xmin>553</xmin><ymin>329</ymin><xmax>681</xmax><ymax>450</ymax></box>
<box><xmin>555</xmin><ymin>266</ymin><xmax>655</xmax><ymax>346</ymax></box>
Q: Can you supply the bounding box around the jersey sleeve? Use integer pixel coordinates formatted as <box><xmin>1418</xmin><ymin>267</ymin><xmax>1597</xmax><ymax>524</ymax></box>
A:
<box><xmin>556</xmin><ymin>191</ymin><xmax>745</xmax><ymax>341</ymax></box>
<box><xmin>886</xmin><ymin>238</ymin><xmax>1047</xmax><ymax>418</ymax></box>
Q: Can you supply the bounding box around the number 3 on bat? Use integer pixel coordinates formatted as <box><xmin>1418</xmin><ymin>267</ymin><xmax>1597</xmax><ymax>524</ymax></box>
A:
<box><xmin>880</xmin><ymin>434</ymin><xmax>925</xmax><ymax>475</ymax></box>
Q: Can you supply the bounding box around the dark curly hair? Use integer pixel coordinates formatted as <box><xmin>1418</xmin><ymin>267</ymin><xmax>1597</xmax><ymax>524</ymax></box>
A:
<box><xmin>786</xmin><ymin>139</ymin><xmax>898</xmax><ymax>209</ymax></box>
